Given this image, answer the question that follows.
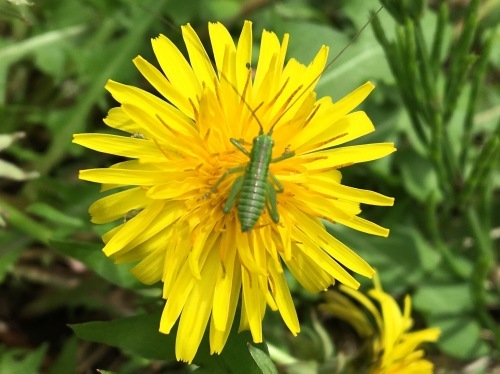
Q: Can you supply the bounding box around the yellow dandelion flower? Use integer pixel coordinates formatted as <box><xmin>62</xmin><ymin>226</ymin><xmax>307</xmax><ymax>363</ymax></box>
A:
<box><xmin>320</xmin><ymin>277</ymin><xmax>441</xmax><ymax>373</ymax></box>
<box><xmin>73</xmin><ymin>21</ymin><xmax>396</xmax><ymax>363</ymax></box>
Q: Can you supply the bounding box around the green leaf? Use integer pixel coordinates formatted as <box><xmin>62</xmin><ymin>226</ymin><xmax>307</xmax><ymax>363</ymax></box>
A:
<box><xmin>0</xmin><ymin>344</ymin><xmax>48</xmax><ymax>373</ymax></box>
<box><xmin>27</xmin><ymin>202</ymin><xmax>84</xmax><ymax>227</ymax></box>
<box><xmin>0</xmin><ymin>200</ymin><xmax>53</xmax><ymax>244</ymax></box>
<box><xmin>271</xmin><ymin>19</ymin><xmax>393</xmax><ymax>102</ymax></box>
<box><xmin>0</xmin><ymin>0</ymin><xmax>32</xmax><ymax>22</ymax></box>
<box><xmin>50</xmin><ymin>239</ymin><xmax>142</xmax><ymax>289</ymax></box>
<box><xmin>33</xmin><ymin>0</ymin><xmax>170</xmax><ymax>175</ymax></box>
<box><xmin>0</xmin><ymin>132</ymin><xmax>25</xmax><ymax>151</ymax></box>
<box><xmin>70</xmin><ymin>311</ymin><xmax>175</xmax><ymax>361</ymax></box>
<box><xmin>0</xmin><ymin>25</ymin><xmax>86</xmax><ymax>63</ymax></box>
<box><xmin>202</xmin><ymin>0</ymin><xmax>241</xmax><ymax>20</ymax></box>
<box><xmin>326</xmin><ymin>223</ymin><xmax>441</xmax><ymax>292</ymax></box>
<box><xmin>413</xmin><ymin>282</ymin><xmax>474</xmax><ymax>314</ymax></box>
<box><xmin>0</xmin><ymin>237</ymin><xmax>24</xmax><ymax>283</ymax></box>
<box><xmin>311</xmin><ymin>311</ymin><xmax>335</xmax><ymax>361</ymax></box>
<box><xmin>48</xmin><ymin>336</ymin><xmax>78</xmax><ymax>374</ymax></box>
<box><xmin>6</xmin><ymin>0</ymin><xmax>33</xmax><ymax>5</ymax></box>
<box><xmin>33</xmin><ymin>44</ymin><xmax>67</xmax><ymax>82</ymax></box>
<box><xmin>398</xmin><ymin>148</ymin><xmax>442</xmax><ymax>203</ymax></box>
<box><xmin>247</xmin><ymin>344</ymin><xmax>278</xmax><ymax>374</ymax></box>
<box><xmin>428</xmin><ymin>314</ymin><xmax>490</xmax><ymax>359</ymax></box>
<box><xmin>0</xmin><ymin>159</ymin><xmax>39</xmax><ymax>181</ymax></box>
<box><xmin>71</xmin><ymin>309</ymin><xmax>268</xmax><ymax>373</ymax></box>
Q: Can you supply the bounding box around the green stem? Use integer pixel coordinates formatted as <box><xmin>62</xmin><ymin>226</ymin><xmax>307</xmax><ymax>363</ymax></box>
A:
<box><xmin>33</xmin><ymin>0</ymin><xmax>169</xmax><ymax>176</ymax></box>
<box><xmin>413</xmin><ymin>22</ymin><xmax>454</xmax><ymax>193</ymax></box>
<box><xmin>460</xmin><ymin>121</ymin><xmax>500</xmax><ymax>206</ymax></box>
<box><xmin>466</xmin><ymin>208</ymin><xmax>500</xmax><ymax>346</ymax></box>
<box><xmin>444</xmin><ymin>0</ymin><xmax>479</xmax><ymax>122</ymax></box>
<box><xmin>0</xmin><ymin>199</ymin><xmax>53</xmax><ymax>244</ymax></box>
<box><xmin>430</xmin><ymin>2</ymin><xmax>448</xmax><ymax>75</ymax></box>
<box><xmin>460</xmin><ymin>30</ymin><xmax>495</xmax><ymax>169</ymax></box>
<box><xmin>0</xmin><ymin>25</ymin><xmax>86</xmax><ymax>61</ymax></box>
<box><xmin>396</xmin><ymin>23</ymin><xmax>429</xmax><ymax>145</ymax></box>
<box><xmin>371</xmin><ymin>14</ymin><xmax>428</xmax><ymax>145</ymax></box>
<box><xmin>425</xmin><ymin>194</ymin><xmax>468</xmax><ymax>279</ymax></box>
<box><xmin>267</xmin><ymin>342</ymin><xmax>298</xmax><ymax>365</ymax></box>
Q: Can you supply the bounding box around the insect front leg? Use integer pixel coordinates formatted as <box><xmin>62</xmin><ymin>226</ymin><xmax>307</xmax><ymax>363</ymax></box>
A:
<box><xmin>271</xmin><ymin>150</ymin><xmax>295</xmax><ymax>163</ymax></box>
<box><xmin>223</xmin><ymin>175</ymin><xmax>244</xmax><ymax>213</ymax></box>
<box><xmin>230</xmin><ymin>138</ymin><xmax>251</xmax><ymax>158</ymax></box>
<box><xmin>202</xmin><ymin>166</ymin><xmax>245</xmax><ymax>199</ymax></box>
<box><xmin>265</xmin><ymin>180</ymin><xmax>280</xmax><ymax>223</ymax></box>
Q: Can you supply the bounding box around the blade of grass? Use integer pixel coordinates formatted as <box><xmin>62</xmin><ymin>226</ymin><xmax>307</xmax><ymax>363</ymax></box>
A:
<box><xmin>34</xmin><ymin>0</ymin><xmax>169</xmax><ymax>175</ymax></box>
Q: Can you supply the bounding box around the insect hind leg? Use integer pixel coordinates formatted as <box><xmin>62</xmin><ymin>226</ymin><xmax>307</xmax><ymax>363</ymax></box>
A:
<box><xmin>223</xmin><ymin>175</ymin><xmax>244</xmax><ymax>213</ymax></box>
<box><xmin>268</xmin><ymin>173</ymin><xmax>284</xmax><ymax>193</ymax></box>
<box><xmin>265</xmin><ymin>180</ymin><xmax>280</xmax><ymax>223</ymax></box>
<box><xmin>201</xmin><ymin>166</ymin><xmax>245</xmax><ymax>199</ymax></box>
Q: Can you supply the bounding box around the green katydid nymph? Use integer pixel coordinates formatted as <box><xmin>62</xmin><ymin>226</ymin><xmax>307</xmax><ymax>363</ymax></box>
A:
<box><xmin>201</xmin><ymin>7</ymin><xmax>383</xmax><ymax>233</ymax></box>
<box><xmin>202</xmin><ymin>120</ymin><xmax>295</xmax><ymax>232</ymax></box>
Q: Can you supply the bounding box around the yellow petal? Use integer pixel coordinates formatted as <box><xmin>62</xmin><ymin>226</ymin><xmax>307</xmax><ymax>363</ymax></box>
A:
<box><xmin>298</xmin><ymin>143</ymin><xmax>396</xmax><ymax>170</ymax></box>
<box><xmin>333</xmin><ymin>81</ymin><xmax>375</xmax><ymax>114</ymax></box>
<box><xmin>146</xmin><ymin>178</ymin><xmax>208</xmax><ymax>200</ymax></box>
<box><xmin>80</xmin><ymin>168</ymin><xmax>169</xmax><ymax>186</ymax></box>
<box><xmin>130</xmin><ymin>246</ymin><xmax>165</xmax><ymax>285</ymax></box>
<box><xmin>88</xmin><ymin>187</ymin><xmax>150</xmax><ymax>224</ymax></box>
<box><xmin>253</xmin><ymin>29</ymin><xmax>281</xmax><ymax>103</ymax></box>
<box><xmin>175</xmin><ymin>249</ymin><xmax>219</xmax><ymax>363</ymax></box>
<box><xmin>160</xmin><ymin>260</ymin><xmax>196</xmax><ymax>334</ymax></box>
<box><xmin>290</xmin><ymin>207</ymin><xmax>375</xmax><ymax>277</ymax></box>
<box><xmin>306</xmin><ymin>173</ymin><xmax>395</xmax><ymax>206</ymax></box>
<box><xmin>112</xmin><ymin>203</ymin><xmax>182</xmax><ymax>259</ymax></box>
<box><xmin>188</xmin><ymin>223</ymin><xmax>218</xmax><ymax>279</ymax></box>
<box><xmin>335</xmin><ymin>215</ymin><xmax>390</xmax><ymax>237</ymax></box>
<box><xmin>212</xmin><ymin>243</ymin><xmax>240</xmax><ymax>332</ymax></box>
<box><xmin>242</xmin><ymin>269</ymin><xmax>265</xmax><ymax>342</ymax></box>
<box><xmin>268</xmin><ymin>259</ymin><xmax>300</xmax><ymax>335</ymax></box>
<box><xmin>369</xmin><ymin>288</ymin><xmax>405</xmax><ymax>366</ymax></box>
<box><xmin>338</xmin><ymin>284</ymin><xmax>384</xmax><ymax>333</ymax></box>
<box><xmin>208</xmin><ymin>22</ymin><xmax>236</xmax><ymax>81</ymax></box>
<box><xmin>297</xmin><ymin>111</ymin><xmax>376</xmax><ymax>153</ymax></box>
<box><xmin>236</xmin><ymin>20</ymin><xmax>253</xmax><ymax>92</ymax></box>
<box><xmin>182</xmin><ymin>24</ymin><xmax>217</xmax><ymax>90</ymax></box>
<box><xmin>283</xmin><ymin>244</ymin><xmax>334</xmax><ymax>293</ymax></box>
<box><xmin>293</xmin><ymin>226</ymin><xmax>360</xmax><ymax>289</ymax></box>
<box><xmin>103</xmin><ymin>107</ymin><xmax>142</xmax><ymax>134</ymax></box>
<box><xmin>73</xmin><ymin>133</ymin><xmax>164</xmax><ymax>160</ymax></box>
<box><xmin>151</xmin><ymin>34</ymin><xmax>201</xmax><ymax>104</ymax></box>
<box><xmin>114</xmin><ymin>227</ymin><xmax>172</xmax><ymax>264</ymax></box>
<box><xmin>133</xmin><ymin>56</ymin><xmax>193</xmax><ymax>116</ymax></box>
<box><xmin>106</xmin><ymin>80</ymin><xmax>199</xmax><ymax>140</ymax></box>
<box><xmin>102</xmin><ymin>200</ymin><xmax>165</xmax><ymax>257</ymax></box>
<box><xmin>209</xmin><ymin>258</ymin><xmax>241</xmax><ymax>353</ymax></box>
<box><xmin>320</xmin><ymin>290</ymin><xmax>375</xmax><ymax>337</ymax></box>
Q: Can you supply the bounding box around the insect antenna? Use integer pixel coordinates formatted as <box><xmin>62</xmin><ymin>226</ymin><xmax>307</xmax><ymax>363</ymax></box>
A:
<box><xmin>136</xmin><ymin>7</ymin><xmax>267</xmax><ymax>137</ymax></box>
<box><xmin>137</xmin><ymin>5</ymin><xmax>383</xmax><ymax>141</ymax></box>
<box><xmin>265</xmin><ymin>5</ymin><xmax>384</xmax><ymax>135</ymax></box>
<box><xmin>237</xmin><ymin>65</ymin><xmax>266</xmax><ymax>135</ymax></box>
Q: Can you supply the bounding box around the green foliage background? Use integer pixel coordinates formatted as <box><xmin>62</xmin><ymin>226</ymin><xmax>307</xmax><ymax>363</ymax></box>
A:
<box><xmin>0</xmin><ymin>0</ymin><xmax>499</xmax><ymax>372</ymax></box>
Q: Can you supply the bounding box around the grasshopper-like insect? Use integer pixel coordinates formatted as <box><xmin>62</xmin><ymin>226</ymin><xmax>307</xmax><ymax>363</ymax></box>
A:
<box><xmin>168</xmin><ymin>8</ymin><xmax>383</xmax><ymax>233</ymax></box>
<box><xmin>202</xmin><ymin>121</ymin><xmax>295</xmax><ymax>232</ymax></box>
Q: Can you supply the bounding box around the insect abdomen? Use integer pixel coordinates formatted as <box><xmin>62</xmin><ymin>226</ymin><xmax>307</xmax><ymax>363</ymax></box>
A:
<box><xmin>238</xmin><ymin>135</ymin><xmax>273</xmax><ymax>232</ymax></box>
